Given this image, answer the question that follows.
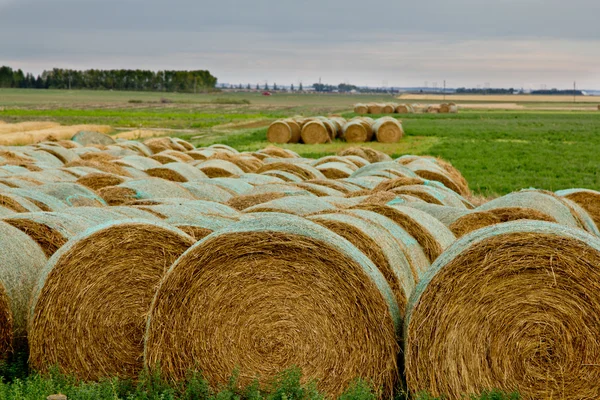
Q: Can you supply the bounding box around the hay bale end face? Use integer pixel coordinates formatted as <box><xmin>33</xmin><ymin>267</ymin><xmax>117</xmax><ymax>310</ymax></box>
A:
<box><xmin>373</xmin><ymin>117</ymin><xmax>404</xmax><ymax>143</ymax></box>
<box><xmin>266</xmin><ymin>121</ymin><xmax>293</xmax><ymax>144</ymax></box>
<box><xmin>144</xmin><ymin>214</ymin><xmax>400</xmax><ymax>397</ymax></box>
<box><xmin>300</xmin><ymin>121</ymin><xmax>331</xmax><ymax>144</ymax></box>
<box><xmin>29</xmin><ymin>221</ymin><xmax>195</xmax><ymax>380</ymax></box>
<box><xmin>405</xmin><ymin>221</ymin><xmax>600</xmax><ymax>399</ymax></box>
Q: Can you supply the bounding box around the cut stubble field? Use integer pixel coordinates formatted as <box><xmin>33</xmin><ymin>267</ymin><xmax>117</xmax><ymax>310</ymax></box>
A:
<box><xmin>1</xmin><ymin>89</ymin><xmax>599</xmax><ymax>196</ymax></box>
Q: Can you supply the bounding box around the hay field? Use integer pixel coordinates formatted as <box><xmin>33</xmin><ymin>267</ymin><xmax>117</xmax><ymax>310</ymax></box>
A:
<box><xmin>398</xmin><ymin>93</ymin><xmax>600</xmax><ymax>103</ymax></box>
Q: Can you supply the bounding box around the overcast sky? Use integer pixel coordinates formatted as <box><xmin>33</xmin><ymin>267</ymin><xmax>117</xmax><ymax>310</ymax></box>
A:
<box><xmin>1</xmin><ymin>0</ymin><xmax>599</xmax><ymax>89</ymax></box>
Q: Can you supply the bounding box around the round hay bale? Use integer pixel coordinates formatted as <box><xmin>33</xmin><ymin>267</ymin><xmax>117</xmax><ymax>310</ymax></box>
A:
<box><xmin>146</xmin><ymin>163</ymin><xmax>208</xmax><ymax>182</ymax></box>
<box><xmin>238</xmin><ymin>173</ymin><xmax>284</xmax><ymax>185</ymax></box>
<box><xmin>114</xmin><ymin>155</ymin><xmax>163</xmax><ymax>170</ymax></box>
<box><xmin>116</xmin><ymin>140</ymin><xmax>153</xmax><ymax>157</ymax></box>
<box><xmin>382</xmin><ymin>104</ymin><xmax>395</xmax><ymax>114</ymax></box>
<box><xmin>318</xmin><ymin>196</ymin><xmax>365</xmax><ymax>208</ymax></box>
<box><xmin>0</xmin><ymin>193</ymin><xmax>43</xmax><ymax>213</ymax></box>
<box><xmin>300</xmin><ymin>120</ymin><xmax>331</xmax><ymax>144</ymax></box>
<box><xmin>64</xmin><ymin>159</ymin><xmax>131</xmax><ymax>177</ymax></box>
<box><xmin>143</xmin><ymin>137</ymin><xmax>177</xmax><ymax>153</ymax></box>
<box><xmin>4</xmin><ymin>212</ymin><xmax>101</xmax><ymax>257</ymax></box>
<box><xmin>35</xmin><ymin>144</ymin><xmax>79</xmax><ymax>164</ymax></box>
<box><xmin>367</xmin><ymin>103</ymin><xmax>384</xmax><ymax>114</ymax></box>
<box><xmin>76</xmin><ymin>173</ymin><xmax>128</xmax><ymax>191</ymax></box>
<box><xmin>178</xmin><ymin>182</ymin><xmax>235</xmax><ymax>203</ymax></box>
<box><xmin>351</xmin><ymin>162</ymin><xmax>417</xmax><ymax>180</ymax></box>
<box><xmin>405</xmin><ymin>221</ymin><xmax>600</xmax><ymax>399</ymax></box>
<box><xmin>144</xmin><ymin>213</ymin><xmax>400</xmax><ymax>397</ymax></box>
<box><xmin>354</xmin><ymin>204</ymin><xmax>456</xmax><ymax>263</ymax></box>
<box><xmin>209</xmin><ymin>153</ymin><xmax>264</xmax><ymax>173</ymax></box>
<box><xmin>408</xmin><ymin>203</ymin><xmax>474</xmax><ymax>226</ymax></box>
<box><xmin>97</xmin><ymin>179</ymin><xmax>196</xmax><ymax>205</ymax></box>
<box><xmin>257</xmin><ymin>162</ymin><xmax>326</xmax><ymax>181</ymax></box>
<box><xmin>71</xmin><ymin>131</ymin><xmax>116</xmax><ymax>146</ymax></box>
<box><xmin>0</xmin><ymin>222</ymin><xmax>47</xmax><ymax>355</ymax></box>
<box><xmin>169</xmin><ymin>213</ymin><xmax>233</xmax><ymax>241</ymax></box>
<box><xmin>8</xmin><ymin>188</ymin><xmax>68</xmax><ymax>212</ymax></box>
<box><xmin>207</xmin><ymin>178</ymin><xmax>253</xmax><ymax>195</ymax></box>
<box><xmin>226</xmin><ymin>191</ymin><xmax>313</xmax><ymax>211</ymax></box>
<box><xmin>478</xmin><ymin>190</ymin><xmax>588</xmax><ymax>232</ymax></box>
<box><xmin>311</xmin><ymin>156</ymin><xmax>358</xmax><ymax>170</ymax></box>
<box><xmin>195</xmin><ymin>159</ymin><xmax>245</xmax><ymax>178</ymax></box>
<box><xmin>343</xmin><ymin>120</ymin><xmax>374</xmax><ymax>143</ymax></box>
<box><xmin>260</xmin><ymin>170</ymin><xmax>304</xmax><ymax>183</ymax></box>
<box><xmin>392</xmin><ymin>184</ymin><xmax>470</xmax><ymax>208</ymax></box>
<box><xmin>255</xmin><ymin>146</ymin><xmax>299</xmax><ymax>159</ymax></box>
<box><xmin>338</xmin><ymin>147</ymin><xmax>387</xmax><ymax>163</ymax></box>
<box><xmin>292</xmin><ymin>182</ymin><xmax>344</xmax><ymax>197</ymax></box>
<box><xmin>404</xmin><ymin>158</ymin><xmax>470</xmax><ymax>197</ymax></box>
<box><xmin>244</xmin><ymin>183</ymin><xmax>314</xmax><ymax>197</ymax></box>
<box><xmin>150</xmin><ymin>153</ymin><xmax>182</xmax><ymax>164</ymax></box>
<box><xmin>341</xmin><ymin>177</ymin><xmax>384</xmax><ymax>190</ymax></box>
<box><xmin>373</xmin><ymin>117</ymin><xmax>404</xmax><ymax>143</ymax></box>
<box><xmin>309</xmin><ymin>213</ymin><xmax>415</xmax><ymax>314</ymax></box>
<box><xmin>208</xmin><ymin>144</ymin><xmax>239</xmax><ymax>154</ymax></box>
<box><xmin>353</xmin><ymin>103</ymin><xmax>368</xmax><ymax>114</ymax></box>
<box><xmin>439</xmin><ymin>103</ymin><xmax>451</xmax><ymax>113</ymax></box>
<box><xmin>450</xmin><ymin>207</ymin><xmax>558</xmax><ymax>238</ymax></box>
<box><xmin>305</xmin><ymin>179</ymin><xmax>362</xmax><ymax>194</ymax></box>
<box><xmin>395</xmin><ymin>104</ymin><xmax>413</xmax><ymax>114</ymax></box>
<box><xmin>29</xmin><ymin>221</ymin><xmax>195</xmax><ymax>380</ymax></box>
<box><xmin>171</xmin><ymin>138</ymin><xmax>194</xmax><ymax>151</ymax></box>
<box><xmin>36</xmin><ymin>183</ymin><xmax>107</xmax><ymax>207</ymax></box>
<box><xmin>373</xmin><ymin>176</ymin><xmax>426</xmax><ymax>192</ymax></box>
<box><xmin>157</xmin><ymin>150</ymin><xmax>194</xmax><ymax>163</ymax></box>
<box><xmin>244</xmin><ymin>195</ymin><xmax>337</xmax><ymax>216</ymax></box>
<box><xmin>557</xmin><ymin>188</ymin><xmax>600</xmax><ymax>231</ymax></box>
<box><xmin>315</xmin><ymin>162</ymin><xmax>354</xmax><ymax>179</ymax></box>
<box><xmin>267</xmin><ymin>121</ymin><xmax>293</xmax><ymax>144</ymax></box>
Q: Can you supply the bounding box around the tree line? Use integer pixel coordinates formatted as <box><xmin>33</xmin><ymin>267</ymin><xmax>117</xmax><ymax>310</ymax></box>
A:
<box><xmin>0</xmin><ymin>66</ymin><xmax>217</xmax><ymax>92</ymax></box>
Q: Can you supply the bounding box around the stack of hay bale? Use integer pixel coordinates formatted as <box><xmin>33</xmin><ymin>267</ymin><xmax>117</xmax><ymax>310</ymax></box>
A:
<box><xmin>0</xmin><ymin>130</ymin><xmax>598</xmax><ymax>399</ymax></box>
<box><xmin>267</xmin><ymin>116</ymin><xmax>404</xmax><ymax>144</ymax></box>
<box><xmin>354</xmin><ymin>103</ymin><xmax>458</xmax><ymax>114</ymax></box>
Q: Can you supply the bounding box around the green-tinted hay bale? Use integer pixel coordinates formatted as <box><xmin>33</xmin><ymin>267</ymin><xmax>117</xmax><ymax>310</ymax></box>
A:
<box><xmin>0</xmin><ymin>221</ymin><xmax>47</xmax><ymax>355</ymax></box>
<box><xmin>237</xmin><ymin>173</ymin><xmax>284</xmax><ymax>185</ymax></box>
<box><xmin>180</xmin><ymin>182</ymin><xmax>234</xmax><ymax>203</ymax></box>
<box><xmin>356</xmin><ymin>203</ymin><xmax>456</xmax><ymax>263</ymax></box>
<box><xmin>144</xmin><ymin>213</ymin><xmax>400</xmax><ymax>397</ymax></box>
<box><xmin>29</xmin><ymin>220</ymin><xmax>196</xmax><ymax>380</ymax></box>
<box><xmin>405</xmin><ymin>158</ymin><xmax>468</xmax><ymax>196</ymax></box>
<box><xmin>350</xmin><ymin>162</ymin><xmax>418</xmax><ymax>179</ymax></box>
<box><xmin>405</xmin><ymin>221</ymin><xmax>600</xmax><ymax>399</ymax></box>
<box><xmin>392</xmin><ymin>184</ymin><xmax>471</xmax><ymax>209</ymax></box>
<box><xmin>309</xmin><ymin>212</ymin><xmax>415</xmax><ymax>314</ymax></box>
<box><xmin>35</xmin><ymin>144</ymin><xmax>79</xmax><ymax>164</ymax></box>
<box><xmin>71</xmin><ymin>131</ymin><xmax>116</xmax><ymax>146</ymax></box>
<box><xmin>557</xmin><ymin>188</ymin><xmax>600</xmax><ymax>231</ymax></box>
<box><xmin>341</xmin><ymin>177</ymin><xmax>381</xmax><ymax>190</ymax></box>
<box><xmin>37</xmin><ymin>183</ymin><xmax>107</xmax><ymax>207</ymax></box>
<box><xmin>407</xmin><ymin>203</ymin><xmax>473</xmax><ymax>226</ymax></box>
<box><xmin>318</xmin><ymin>196</ymin><xmax>365</xmax><ymax>208</ymax></box>
<box><xmin>293</xmin><ymin>182</ymin><xmax>345</xmax><ymax>197</ymax></box>
<box><xmin>478</xmin><ymin>190</ymin><xmax>585</xmax><ymax>231</ymax></box>
<box><xmin>114</xmin><ymin>155</ymin><xmax>163</xmax><ymax>170</ymax></box>
<box><xmin>208</xmin><ymin>178</ymin><xmax>253</xmax><ymax>195</ymax></box>
<box><xmin>8</xmin><ymin>188</ymin><xmax>68</xmax><ymax>212</ymax></box>
<box><xmin>122</xmin><ymin>167</ymin><xmax>148</xmax><ymax>179</ymax></box>
<box><xmin>0</xmin><ymin>193</ymin><xmax>43</xmax><ymax>213</ymax></box>
<box><xmin>244</xmin><ymin>183</ymin><xmax>315</xmax><ymax>197</ymax></box>
<box><xmin>22</xmin><ymin>149</ymin><xmax>64</xmax><ymax>167</ymax></box>
<box><xmin>243</xmin><ymin>195</ymin><xmax>337</xmax><ymax>216</ymax></box>
<box><xmin>195</xmin><ymin>159</ymin><xmax>244</xmax><ymax>178</ymax></box>
<box><xmin>146</xmin><ymin>162</ymin><xmax>208</xmax><ymax>182</ymax></box>
<box><xmin>261</xmin><ymin>170</ymin><xmax>305</xmax><ymax>183</ymax></box>
<box><xmin>345</xmin><ymin>209</ymin><xmax>429</xmax><ymax>282</ymax></box>
<box><xmin>99</xmin><ymin>178</ymin><xmax>197</xmax><ymax>205</ymax></box>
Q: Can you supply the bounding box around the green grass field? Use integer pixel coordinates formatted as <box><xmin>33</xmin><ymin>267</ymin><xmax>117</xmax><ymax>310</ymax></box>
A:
<box><xmin>1</xmin><ymin>89</ymin><xmax>600</xmax><ymax>196</ymax></box>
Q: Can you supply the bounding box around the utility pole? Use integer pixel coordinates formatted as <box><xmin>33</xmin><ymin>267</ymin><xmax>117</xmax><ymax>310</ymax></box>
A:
<box><xmin>443</xmin><ymin>80</ymin><xmax>446</xmax><ymax>101</ymax></box>
<box><xmin>574</xmin><ymin>81</ymin><xmax>577</xmax><ymax>103</ymax></box>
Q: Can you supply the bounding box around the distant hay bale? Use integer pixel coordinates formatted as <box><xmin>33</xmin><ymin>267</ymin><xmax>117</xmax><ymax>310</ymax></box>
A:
<box><xmin>150</xmin><ymin>153</ymin><xmax>182</xmax><ymax>164</ymax></box>
<box><xmin>0</xmin><ymin>222</ymin><xmax>47</xmax><ymax>356</ymax></box>
<box><xmin>311</xmin><ymin>156</ymin><xmax>357</xmax><ymax>170</ymax></box>
<box><xmin>117</xmin><ymin>141</ymin><xmax>153</xmax><ymax>157</ymax></box>
<box><xmin>426</xmin><ymin>105</ymin><xmax>440</xmax><ymax>114</ymax></box>
<box><xmin>195</xmin><ymin>159</ymin><xmax>245</xmax><ymax>178</ymax></box>
<box><xmin>146</xmin><ymin>163</ymin><xmax>208</xmax><ymax>182</ymax></box>
<box><xmin>244</xmin><ymin>195</ymin><xmax>337</xmax><ymax>216</ymax></box>
<box><xmin>36</xmin><ymin>183</ymin><xmax>107</xmax><ymax>207</ymax></box>
<box><xmin>405</xmin><ymin>221</ymin><xmax>600</xmax><ymax>399</ymax></box>
<box><xmin>71</xmin><ymin>131</ymin><xmax>116</xmax><ymax>146</ymax></box>
<box><xmin>353</xmin><ymin>103</ymin><xmax>369</xmax><ymax>114</ymax></box>
<box><xmin>114</xmin><ymin>155</ymin><xmax>163</xmax><ymax>170</ymax></box>
<box><xmin>343</xmin><ymin>120</ymin><xmax>374</xmax><ymax>143</ymax></box>
<box><xmin>97</xmin><ymin>178</ymin><xmax>196</xmax><ymax>206</ymax></box>
<box><xmin>382</xmin><ymin>103</ymin><xmax>396</xmax><ymax>114</ymax></box>
<box><xmin>309</xmin><ymin>212</ymin><xmax>415</xmax><ymax>314</ymax></box>
<box><xmin>76</xmin><ymin>173</ymin><xmax>128</xmax><ymax>191</ymax></box>
<box><xmin>439</xmin><ymin>103</ymin><xmax>451</xmax><ymax>113</ymax></box>
<box><xmin>373</xmin><ymin>117</ymin><xmax>404</xmax><ymax>143</ymax></box>
<box><xmin>208</xmin><ymin>178</ymin><xmax>253</xmax><ymax>195</ymax></box>
<box><xmin>208</xmin><ymin>144</ymin><xmax>239</xmax><ymax>154</ymax></box>
<box><xmin>257</xmin><ymin>162</ymin><xmax>326</xmax><ymax>181</ymax></box>
<box><xmin>367</xmin><ymin>103</ymin><xmax>384</xmax><ymax>114</ymax></box>
<box><xmin>315</xmin><ymin>162</ymin><xmax>354</xmax><ymax>179</ymax></box>
<box><xmin>0</xmin><ymin>125</ymin><xmax>112</xmax><ymax>146</ymax></box>
<box><xmin>338</xmin><ymin>146</ymin><xmax>391</xmax><ymax>163</ymax></box>
<box><xmin>144</xmin><ymin>214</ymin><xmax>400</xmax><ymax>397</ymax></box>
<box><xmin>255</xmin><ymin>146</ymin><xmax>300</xmax><ymax>159</ymax></box>
<box><xmin>301</xmin><ymin>120</ymin><xmax>331</xmax><ymax>144</ymax></box>
<box><xmin>209</xmin><ymin>153</ymin><xmax>264</xmax><ymax>173</ymax></box>
<box><xmin>180</xmin><ymin>182</ymin><xmax>235</xmax><ymax>203</ymax></box>
<box><xmin>29</xmin><ymin>221</ymin><xmax>195</xmax><ymax>380</ymax></box>
<box><xmin>374</xmin><ymin>177</ymin><xmax>426</xmax><ymax>192</ymax></box>
<box><xmin>395</xmin><ymin>104</ymin><xmax>413</xmax><ymax>114</ymax></box>
<box><xmin>354</xmin><ymin>204</ymin><xmax>456</xmax><ymax>263</ymax></box>
<box><xmin>171</xmin><ymin>138</ymin><xmax>194</xmax><ymax>151</ymax></box>
<box><xmin>267</xmin><ymin>120</ymin><xmax>297</xmax><ymax>144</ymax></box>
<box><xmin>143</xmin><ymin>137</ymin><xmax>179</xmax><ymax>154</ymax></box>
<box><xmin>449</xmin><ymin>207</ymin><xmax>558</xmax><ymax>238</ymax></box>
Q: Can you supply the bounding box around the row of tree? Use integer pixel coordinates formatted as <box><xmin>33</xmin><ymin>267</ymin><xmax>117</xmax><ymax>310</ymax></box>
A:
<box><xmin>0</xmin><ymin>66</ymin><xmax>218</xmax><ymax>92</ymax></box>
<box><xmin>455</xmin><ymin>87</ymin><xmax>516</xmax><ymax>94</ymax></box>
